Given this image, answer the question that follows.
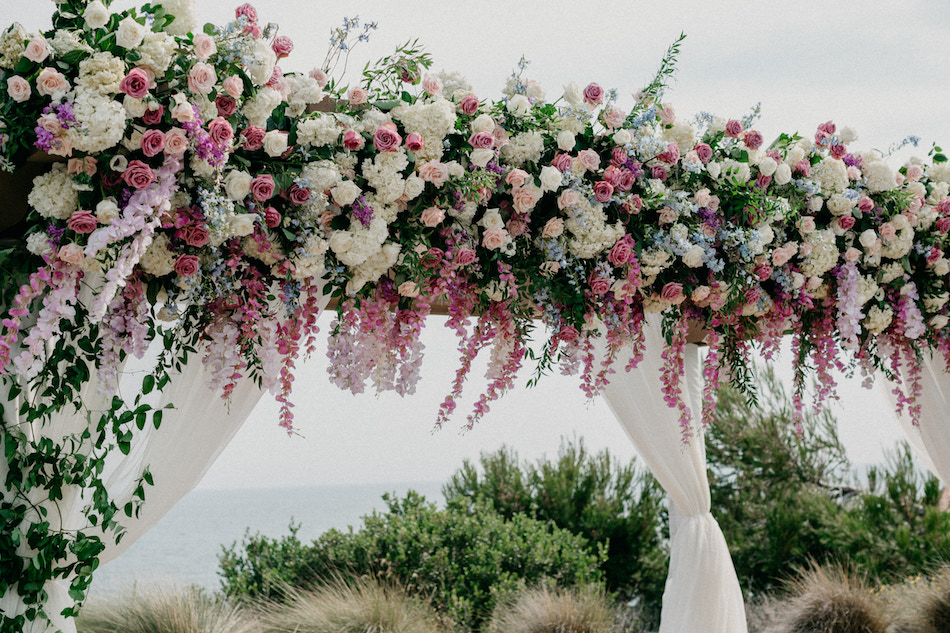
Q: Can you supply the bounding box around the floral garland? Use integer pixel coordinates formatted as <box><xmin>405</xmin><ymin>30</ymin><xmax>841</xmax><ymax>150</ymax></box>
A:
<box><xmin>2</xmin><ymin>0</ymin><xmax>950</xmax><ymax>628</ymax></box>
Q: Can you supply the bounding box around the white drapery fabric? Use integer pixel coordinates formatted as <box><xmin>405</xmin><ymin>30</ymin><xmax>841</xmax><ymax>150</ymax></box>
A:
<box><xmin>878</xmin><ymin>352</ymin><xmax>950</xmax><ymax>486</ymax></box>
<box><xmin>596</xmin><ymin>318</ymin><xmax>747</xmax><ymax>633</ymax></box>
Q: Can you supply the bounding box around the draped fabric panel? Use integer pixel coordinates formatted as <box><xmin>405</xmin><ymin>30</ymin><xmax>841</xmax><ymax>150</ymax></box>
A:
<box><xmin>878</xmin><ymin>353</ymin><xmax>950</xmax><ymax>486</ymax></box>
<box><xmin>596</xmin><ymin>319</ymin><xmax>746</xmax><ymax>633</ymax></box>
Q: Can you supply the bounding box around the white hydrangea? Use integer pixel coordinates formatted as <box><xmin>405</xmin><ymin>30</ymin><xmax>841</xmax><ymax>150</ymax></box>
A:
<box><xmin>928</xmin><ymin>182</ymin><xmax>949</xmax><ymax>204</ymax></box>
<box><xmin>26</xmin><ymin>232</ymin><xmax>53</xmax><ymax>257</ymax></box>
<box><xmin>438</xmin><ymin>69</ymin><xmax>474</xmax><ymax>101</ymax></box>
<box><xmin>245</xmin><ymin>39</ymin><xmax>277</xmax><ymax>86</ymax></box>
<box><xmin>880</xmin><ymin>262</ymin><xmax>904</xmax><ymax>284</ymax></box>
<box><xmin>139</xmin><ymin>233</ymin><xmax>176</xmax><ymax>277</ymax></box>
<box><xmin>77</xmin><ymin>51</ymin><xmax>126</xmax><ymax>95</ymax></box>
<box><xmin>499</xmin><ymin>131</ymin><xmax>544</xmax><ymax>167</ymax></box>
<box><xmin>880</xmin><ymin>225</ymin><xmax>914</xmax><ymax>259</ymax></box>
<box><xmin>242</xmin><ymin>87</ymin><xmax>282</xmax><ymax>127</ymax></box>
<box><xmin>300</xmin><ymin>161</ymin><xmax>343</xmax><ymax>193</ymax></box>
<box><xmin>193</xmin><ymin>93</ymin><xmax>218</xmax><ymax>124</ymax></box>
<box><xmin>556</xmin><ymin>112</ymin><xmax>588</xmax><ymax>135</ymax></box>
<box><xmin>661</xmin><ymin>120</ymin><xmax>696</xmax><ymax>156</ymax></box>
<box><xmin>285</xmin><ymin>74</ymin><xmax>324</xmax><ymax>118</ymax></box>
<box><xmin>722</xmin><ymin>160</ymin><xmax>751</xmax><ymax>183</ymax></box>
<box><xmin>391</xmin><ymin>97</ymin><xmax>457</xmax><ymax>162</ymax></box>
<box><xmin>864</xmin><ymin>305</ymin><xmax>893</xmax><ymax>335</ymax></box>
<box><xmin>927</xmin><ymin>163</ymin><xmax>950</xmax><ymax>184</ymax></box>
<box><xmin>361</xmin><ymin>152</ymin><xmax>409</xmax><ymax>204</ymax></box>
<box><xmin>296</xmin><ymin>114</ymin><xmax>343</xmax><ymax>148</ymax></box>
<box><xmin>363</xmin><ymin>194</ymin><xmax>399</xmax><ymax>223</ymax></box>
<box><xmin>564</xmin><ymin>198</ymin><xmax>625</xmax><ymax>259</ymax></box>
<box><xmin>640</xmin><ymin>246</ymin><xmax>673</xmax><ymax>277</ymax></box>
<box><xmin>348</xmin><ymin>241</ymin><xmax>401</xmax><ymax>293</ymax></box>
<box><xmin>858</xmin><ymin>276</ymin><xmax>879</xmax><ymax>306</ymax></box>
<box><xmin>72</xmin><ymin>90</ymin><xmax>127</xmax><ymax>153</ymax></box>
<box><xmin>827</xmin><ymin>193</ymin><xmax>855</xmax><ymax>216</ymax></box>
<box><xmin>50</xmin><ymin>29</ymin><xmax>91</xmax><ymax>56</ymax></box>
<box><xmin>863</xmin><ymin>160</ymin><xmax>897</xmax><ymax>193</ymax></box>
<box><xmin>159</xmin><ymin>0</ymin><xmax>198</xmax><ymax>36</ymax></box>
<box><xmin>810</xmin><ymin>156</ymin><xmax>849</xmax><ymax>195</ymax></box>
<box><xmin>329</xmin><ymin>217</ymin><xmax>389</xmax><ymax>267</ymax></box>
<box><xmin>905</xmin><ymin>181</ymin><xmax>927</xmax><ymax>200</ymax></box>
<box><xmin>138</xmin><ymin>31</ymin><xmax>177</xmax><ymax>78</ymax></box>
<box><xmin>924</xmin><ymin>292</ymin><xmax>950</xmax><ymax>313</ymax></box>
<box><xmin>799</xmin><ymin>229</ymin><xmax>838</xmax><ymax>277</ymax></box>
<box><xmin>289</xmin><ymin>236</ymin><xmax>328</xmax><ymax>280</ymax></box>
<box><xmin>28</xmin><ymin>164</ymin><xmax>79</xmax><ymax>220</ymax></box>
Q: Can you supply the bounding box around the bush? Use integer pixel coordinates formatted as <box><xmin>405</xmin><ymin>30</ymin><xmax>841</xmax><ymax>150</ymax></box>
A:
<box><xmin>484</xmin><ymin>585</ymin><xmax>616</xmax><ymax>633</ymax></box>
<box><xmin>76</xmin><ymin>584</ymin><xmax>255</xmax><ymax>633</ymax></box>
<box><xmin>219</xmin><ymin>491</ymin><xmax>605</xmax><ymax>632</ymax></box>
<box><xmin>882</xmin><ymin>565</ymin><xmax>950</xmax><ymax>633</ymax></box>
<box><xmin>771</xmin><ymin>563</ymin><xmax>887</xmax><ymax>633</ymax></box>
<box><xmin>256</xmin><ymin>578</ymin><xmax>445</xmax><ymax>633</ymax></box>
<box><xmin>442</xmin><ymin>438</ymin><xmax>668</xmax><ymax>610</ymax></box>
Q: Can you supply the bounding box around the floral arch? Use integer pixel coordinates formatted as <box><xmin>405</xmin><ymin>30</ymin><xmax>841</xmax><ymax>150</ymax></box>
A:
<box><xmin>2</xmin><ymin>1</ymin><xmax>950</xmax><ymax>632</ymax></box>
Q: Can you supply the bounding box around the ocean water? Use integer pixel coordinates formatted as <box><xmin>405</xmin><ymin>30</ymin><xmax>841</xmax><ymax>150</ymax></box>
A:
<box><xmin>90</xmin><ymin>481</ymin><xmax>445</xmax><ymax>597</ymax></box>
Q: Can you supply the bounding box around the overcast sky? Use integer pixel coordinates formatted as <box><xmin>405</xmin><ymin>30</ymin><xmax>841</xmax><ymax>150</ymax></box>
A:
<box><xmin>8</xmin><ymin>0</ymin><xmax>949</xmax><ymax>490</ymax></box>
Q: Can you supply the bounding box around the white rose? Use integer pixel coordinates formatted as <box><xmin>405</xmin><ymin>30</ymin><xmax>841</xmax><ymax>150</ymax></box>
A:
<box><xmin>562</xmin><ymin>81</ymin><xmax>583</xmax><ymax>106</ymax></box>
<box><xmin>683</xmin><ymin>245</ymin><xmax>704</xmax><ymax>268</ymax></box>
<box><xmin>930</xmin><ymin>315</ymin><xmax>949</xmax><ymax>330</ymax></box>
<box><xmin>329</xmin><ymin>230</ymin><xmax>354</xmax><ymax>254</ymax></box>
<box><xmin>403</xmin><ymin>175</ymin><xmax>424</xmax><ymax>200</ymax></box>
<box><xmin>95</xmin><ymin>198</ymin><xmax>119</xmax><ymax>222</ymax></box>
<box><xmin>262</xmin><ymin>130</ymin><xmax>289</xmax><ymax>158</ymax></box>
<box><xmin>839</xmin><ymin>127</ymin><xmax>858</xmax><ymax>144</ymax></box>
<box><xmin>228</xmin><ymin>214</ymin><xmax>257</xmax><ymax>237</ymax></box>
<box><xmin>84</xmin><ymin>1</ymin><xmax>110</xmax><ymax>29</ymax></box>
<box><xmin>331</xmin><ymin>181</ymin><xmax>361</xmax><ymax>207</ymax></box>
<box><xmin>539</xmin><ymin>165</ymin><xmax>562</xmax><ymax>192</ymax></box>
<box><xmin>935</xmin><ymin>259</ymin><xmax>950</xmax><ymax>277</ymax></box>
<box><xmin>612</xmin><ymin>129</ymin><xmax>631</xmax><ymax>146</ymax></box>
<box><xmin>774</xmin><ymin>163</ymin><xmax>792</xmax><ymax>185</ymax></box>
<box><xmin>507</xmin><ymin>94</ymin><xmax>531</xmax><ymax>117</ymax></box>
<box><xmin>470</xmin><ymin>148</ymin><xmax>494</xmax><ymax>168</ymax></box>
<box><xmin>807</xmin><ymin>197</ymin><xmax>823</xmax><ymax>213</ymax></box>
<box><xmin>859</xmin><ymin>229</ymin><xmax>878</xmax><ymax>249</ymax></box>
<box><xmin>525</xmin><ymin>81</ymin><xmax>545</xmax><ymax>101</ymax></box>
<box><xmin>224</xmin><ymin>170</ymin><xmax>252</xmax><ymax>201</ymax></box>
<box><xmin>123</xmin><ymin>95</ymin><xmax>147</xmax><ymax>118</ymax></box>
<box><xmin>479</xmin><ymin>208</ymin><xmax>504</xmax><ymax>229</ymax></box>
<box><xmin>557</xmin><ymin>130</ymin><xmax>576</xmax><ymax>151</ymax></box>
<box><xmin>472</xmin><ymin>114</ymin><xmax>495</xmax><ymax>135</ymax></box>
<box><xmin>706</xmin><ymin>162</ymin><xmax>721</xmax><ymax>179</ymax></box>
<box><xmin>892</xmin><ymin>214</ymin><xmax>910</xmax><ymax>231</ymax></box>
<box><xmin>757</xmin><ymin>158</ymin><xmax>777</xmax><ymax>177</ymax></box>
<box><xmin>116</xmin><ymin>16</ymin><xmax>146</xmax><ymax>49</ymax></box>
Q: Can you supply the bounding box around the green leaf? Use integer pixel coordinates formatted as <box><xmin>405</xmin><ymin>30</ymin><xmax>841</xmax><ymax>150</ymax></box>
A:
<box><xmin>934</xmin><ymin>153</ymin><xmax>947</xmax><ymax>164</ymax></box>
<box><xmin>142</xmin><ymin>374</ymin><xmax>155</xmax><ymax>395</ymax></box>
<box><xmin>152</xmin><ymin>409</ymin><xmax>163</xmax><ymax>429</ymax></box>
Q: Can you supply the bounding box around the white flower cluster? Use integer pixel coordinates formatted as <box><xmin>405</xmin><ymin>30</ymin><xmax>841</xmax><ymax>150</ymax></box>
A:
<box><xmin>810</xmin><ymin>156</ymin><xmax>849</xmax><ymax>195</ymax></box>
<box><xmin>243</xmin><ymin>235</ymin><xmax>283</xmax><ymax>266</ymax></box>
<box><xmin>243</xmin><ymin>87</ymin><xmax>282</xmax><ymax>127</ymax></box>
<box><xmin>301</xmin><ymin>161</ymin><xmax>343</xmax><ymax>193</ymax></box>
<box><xmin>799</xmin><ymin>229</ymin><xmax>838</xmax><ymax>277</ymax></box>
<box><xmin>137</xmin><ymin>31</ymin><xmax>177</xmax><ymax>78</ymax></box>
<box><xmin>28</xmin><ymin>164</ymin><xmax>79</xmax><ymax>219</ymax></box>
<box><xmin>863</xmin><ymin>157</ymin><xmax>898</xmax><ymax>194</ymax></box>
<box><xmin>392</xmin><ymin>97</ymin><xmax>457</xmax><ymax>162</ymax></box>
<box><xmin>76</xmin><ymin>52</ymin><xmax>125</xmax><ymax>95</ymax></box>
<box><xmin>499</xmin><ymin>131</ymin><xmax>544</xmax><ymax>168</ymax></box>
<box><xmin>361</xmin><ymin>151</ymin><xmax>409</xmax><ymax>205</ymax></box>
<box><xmin>289</xmin><ymin>236</ymin><xmax>328</xmax><ymax>280</ymax></box>
<box><xmin>159</xmin><ymin>0</ymin><xmax>198</xmax><ymax>37</ymax></box>
<box><xmin>244</xmin><ymin>39</ymin><xmax>278</xmax><ymax>86</ymax></box>
<box><xmin>879</xmin><ymin>215</ymin><xmax>914</xmax><ymax>259</ymax></box>
<box><xmin>0</xmin><ymin>24</ymin><xmax>27</xmax><ymax>69</ymax></box>
<box><xmin>564</xmin><ymin>198</ymin><xmax>624</xmax><ymax>259</ymax></box>
<box><xmin>284</xmin><ymin>74</ymin><xmax>324</xmax><ymax>118</ymax></box>
<box><xmin>661</xmin><ymin>121</ymin><xmax>697</xmax><ymax>155</ymax></box>
<box><xmin>139</xmin><ymin>233</ymin><xmax>176</xmax><ymax>276</ymax></box>
<box><xmin>437</xmin><ymin>69</ymin><xmax>474</xmax><ymax>101</ymax></box>
<box><xmin>296</xmin><ymin>114</ymin><xmax>343</xmax><ymax>148</ymax></box>
<box><xmin>50</xmin><ymin>29</ymin><xmax>91</xmax><ymax>56</ymax></box>
<box><xmin>73</xmin><ymin>90</ymin><xmax>127</xmax><ymax>153</ymax></box>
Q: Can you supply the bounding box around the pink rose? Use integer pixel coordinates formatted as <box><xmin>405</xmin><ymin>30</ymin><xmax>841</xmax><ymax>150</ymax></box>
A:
<box><xmin>725</xmin><ymin>119</ymin><xmax>744</xmax><ymax>138</ymax></box>
<box><xmin>661</xmin><ymin>282</ymin><xmax>685</xmax><ymax>304</ymax></box>
<box><xmin>493</xmin><ymin>126</ymin><xmax>510</xmax><ymax>147</ymax></box>
<box><xmin>398</xmin><ymin>281</ymin><xmax>420</xmax><ymax>298</ymax></box>
<box><xmin>542</xmin><ymin>218</ymin><xmax>564</xmax><ymax>239</ymax></box>
<box><xmin>418</xmin><ymin>161</ymin><xmax>449</xmax><ymax>187</ymax></box>
<box><xmin>287</xmin><ymin>184</ymin><xmax>310</xmax><ymax>205</ymax></box>
<box><xmin>193</xmin><ymin>33</ymin><xmax>217</xmax><ymax>62</ymax></box>
<box><xmin>164</xmin><ymin>128</ymin><xmax>189</xmax><ymax>156</ymax></box>
<box><xmin>142</xmin><ymin>105</ymin><xmax>164</xmax><ymax>125</ymax></box>
<box><xmin>67</xmin><ymin>210</ymin><xmax>98</xmax><ymax>234</ymax></box>
<box><xmin>754</xmin><ymin>264</ymin><xmax>772</xmax><ymax>281</ymax></box>
<box><xmin>36</xmin><ymin>67</ymin><xmax>69</xmax><ymax>99</ymax></box>
<box><xmin>454</xmin><ymin>247</ymin><xmax>476</xmax><ymax>266</ymax></box>
<box><xmin>241</xmin><ymin>126</ymin><xmax>266</xmax><ymax>151</ymax></box>
<box><xmin>879</xmin><ymin>222</ymin><xmax>896</xmax><ymax>242</ymax></box>
<box><xmin>24</xmin><ymin>37</ymin><xmax>50</xmax><ymax>64</ymax></box>
<box><xmin>798</xmin><ymin>216</ymin><xmax>816</xmax><ymax>233</ymax></box>
<box><xmin>588</xmin><ymin>273</ymin><xmax>610</xmax><ymax>295</ymax></box>
<box><xmin>343</xmin><ymin>130</ymin><xmax>363</xmax><ymax>150</ymax></box>
<box><xmin>795</xmin><ymin>159</ymin><xmax>811</xmax><ymax>177</ymax></box>
<box><xmin>373</xmin><ymin>124</ymin><xmax>402</xmax><ymax>152</ymax></box>
<box><xmin>250</xmin><ymin>174</ymin><xmax>275</xmax><ymax>201</ymax></box>
<box><xmin>658</xmin><ymin>142</ymin><xmax>680</xmax><ymax>164</ymax></box>
<box><xmin>771</xmin><ymin>245</ymin><xmax>794</xmax><ymax>267</ymax></box>
<box><xmin>182</xmin><ymin>224</ymin><xmax>210</xmax><ymax>247</ymax></box>
<box><xmin>223</xmin><ymin>75</ymin><xmax>244</xmax><ymax>98</ymax></box>
<box><xmin>207</xmin><ymin>117</ymin><xmax>234</xmax><ymax>148</ymax></box>
<box><xmin>175</xmin><ymin>254</ymin><xmax>201</xmax><ymax>277</ymax></box>
<box><xmin>937</xmin><ymin>217</ymin><xmax>950</xmax><ymax>235</ymax></box>
<box><xmin>422</xmin><ymin>74</ymin><xmax>443</xmax><ymax>96</ymax></box>
<box><xmin>928</xmin><ymin>246</ymin><xmax>944</xmax><ymax>264</ymax></box>
<box><xmin>557</xmin><ymin>189</ymin><xmax>580</xmax><ymax>210</ymax></box>
<box><xmin>6</xmin><ymin>76</ymin><xmax>30</xmax><ymax>103</ymax></box>
<box><xmin>907</xmin><ymin>164</ymin><xmax>924</xmax><ymax>181</ymax></box>
<box><xmin>505</xmin><ymin>169</ymin><xmax>529</xmax><ymax>188</ymax></box>
<box><xmin>610</xmin><ymin>147</ymin><xmax>628</xmax><ymax>167</ymax></box>
<box><xmin>657</xmin><ymin>103</ymin><xmax>676</xmax><ymax>125</ymax></box>
<box><xmin>347</xmin><ymin>87</ymin><xmax>368</xmax><ymax>105</ymax></box>
<box><xmin>271</xmin><ymin>35</ymin><xmax>294</xmax><ymax>59</ymax></box>
<box><xmin>608</xmin><ymin>238</ymin><xmax>633</xmax><ymax>266</ymax></box>
<box><xmin>755</xmin><ymin>173</ymin><xmax>772</xmax><ymax>190</ymax></box>
<box><xmin>593</xmin><ymin>181</ymin><xmax>614</xmax><ymax>202</ymax></box>
<box><xmin>188</xmin><ymin>62</ymin><xmax>216</xmax><ymax>95</ymax></box>
<box><xmin>582</xmin><ymin>82</ymin><xmax>603</xmax><ymax>106</ymax></box>
<box><xmin>602</xmin><ymin>166</ymin><xmax>622</xmax><ymax>187</ymax></box>
<box><xmin>552</xmin><ymin>153</ymin><xmax>573</xmax><ymax>173</ymax></box>
<box><xmin>836</xmin><ymin>215</ymin><xmax>855</xmax><ymax>231</ymax></box>
<box><xmin>604</xmin><ymin>107</ymin><xmax>625</xmax><ymax>129</ymax></box>
<box><xmin>577</xmin><ymin>149</ymin><xmax>600</xmax><ymax>172</ymax></box>
<box><xmin>122</xmin><ymin>160</ymin><xmax>156</xmax><ymax>190</ymax></box>
<box><xmin>309</xmin><ymin>67</ymin><xmax>329</xmax><ymax>87</ymax></box>
<box><xmin>263</xmin><ymin>207</ymin><xmax>281</xmax><ymax>228</ymax></box>
<box><xmin>743</xmin><ymin>130</ymin><xmax>763</xmax><ymax>150</ymax></box>
<box><xmin>650</xmin><ymin>164</ymin><xmax>668</xmax><ymax>180</ymax></box>
<box><xmin>460</xmin><ymin>95</ymin><xmax>479</xmax><ymax>115</ymax></box>
<box><xmin>482</xmin><ymin>227</ymin><xmax>508</xmax><ymax>250</ymax></box>
<box><xmin>405</xmin><ymin>133</ymin><xmax>424</xmax><ymax>152</ymax></box>
<box><xmin>235</xmin><ymin>3</ymin><xmax>258</xmax><ymax>22</ymax></box>
<box><xmin>830</xmin><ymin>144</ymin><xmax>847</xmax><ymax>160</ymax></box>
<box><xmin>512</xmin><ymin>185</ymin><xmax>541</xmax><ymax>213</ymax></box>
<box><xmin>468</xmin><ymin>131</ymin><xmax>494</xmax><ymax>149</ymax></box>
<box><xmin>558</xmin><ymin>325</ymin><xmax>579</xmax><ymax>342</ymax></box>
<box><xmin>58</xmin><ymin>243</ymin><xmax>84</xmax><ymax>266</ymax></box>
<box><xmin>617</xmin><ymin>169</ymin><xmax>636</xmax><ymax>192</ymax></box>
<box><xmin>420</xmin><ymin>206</ymin><xmax>445</xmax><ymax>227</ymax></box>
<box><xmin>216</xmin><ymin>94</ymin><xmax>238</xmax><ymax>117</ymax></box>
<box><xmin>844</xmin><ymin>247</ymin><xmax>861</xmax><ymax>263</ymax></box>
<box><xmin>140</xmin><ymin>129</ymin><xmax>166</xmax><ymax>157</ymax></box>
<box><xmin>857</xmin><ymin>197</ymin><xmax>875</xmax><ymax>213</ymax></box>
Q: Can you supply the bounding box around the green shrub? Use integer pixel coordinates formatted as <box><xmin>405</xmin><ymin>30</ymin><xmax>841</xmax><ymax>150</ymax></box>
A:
<box><xmin>442</xmin><ymin>439</ymin><xmax>668</xmax><ymax>611</ymax></box>
<box><xmin>219</xmin><ymin>491</ymin><xmax>604</xmax><ymax>632</ymax></box>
